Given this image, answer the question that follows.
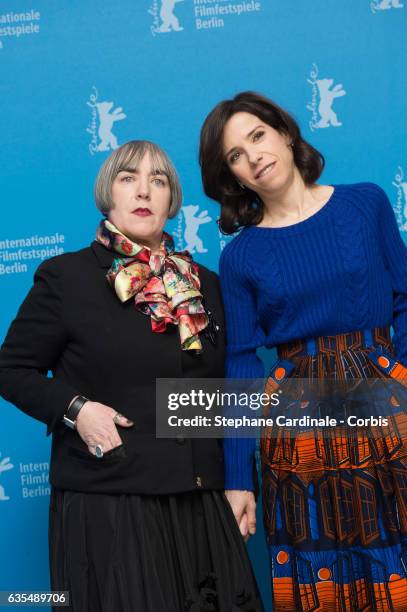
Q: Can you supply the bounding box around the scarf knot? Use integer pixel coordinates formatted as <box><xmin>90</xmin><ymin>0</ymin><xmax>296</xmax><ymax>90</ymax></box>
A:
<box><xmin>96</xmin><ymin>220</ymin><xmax>208</xmax><ymax>351</ymax></box>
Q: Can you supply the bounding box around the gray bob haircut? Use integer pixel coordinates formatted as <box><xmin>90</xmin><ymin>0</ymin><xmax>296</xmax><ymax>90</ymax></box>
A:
<box><xmin>94</xmin><ymin>140</ymin><xmax>183</xmax><ymax>218</ymax></box>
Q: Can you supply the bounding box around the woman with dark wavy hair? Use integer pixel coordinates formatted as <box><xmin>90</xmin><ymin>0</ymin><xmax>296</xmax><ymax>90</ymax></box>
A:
<box><xmin>200</xmin><ymin>91</ymin><xmax>407</xmax><ymax>610</ymax></box>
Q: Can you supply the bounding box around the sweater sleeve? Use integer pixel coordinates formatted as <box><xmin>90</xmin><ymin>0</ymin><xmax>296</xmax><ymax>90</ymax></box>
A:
<box><xmin>0</xmin><ymin>258</ymin><xmax>80</xmax><ymax>434</ymax></box>
<box><xmin>377</xmin><ymin>184</ymin><xmax>407</xmax><ymax>366</ymax></box>
<box><xmin>219</xmin><ymin>240</ymin><xmax>265</xmax><ymax>491</ymax></box>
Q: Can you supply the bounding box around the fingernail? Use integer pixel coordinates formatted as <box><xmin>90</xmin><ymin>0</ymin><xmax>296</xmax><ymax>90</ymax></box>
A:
<box><xmin>126</xmin><ymin>419</ymin><xmax>134</xmax><ymax>425</ymax></box>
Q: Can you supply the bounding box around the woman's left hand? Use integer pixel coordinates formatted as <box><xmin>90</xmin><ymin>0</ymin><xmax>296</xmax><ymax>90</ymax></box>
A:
<box><xmin>225</xmin><ymin>489</ymin><xmax>256</xmax><ymax>541</ymax></box>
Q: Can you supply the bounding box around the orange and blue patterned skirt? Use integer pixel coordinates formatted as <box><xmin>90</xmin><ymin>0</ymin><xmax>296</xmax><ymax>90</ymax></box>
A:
<box><xmin>261</xmin><ymin>327</ymin><xmax>407</xmax><ymax>611</ymax></box>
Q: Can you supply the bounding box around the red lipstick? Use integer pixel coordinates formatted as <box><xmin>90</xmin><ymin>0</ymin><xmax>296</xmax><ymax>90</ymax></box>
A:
<box><xmin>132</xmin><ymin>208</ymin><xmax>152</xmax><ymax>217</ymax></box>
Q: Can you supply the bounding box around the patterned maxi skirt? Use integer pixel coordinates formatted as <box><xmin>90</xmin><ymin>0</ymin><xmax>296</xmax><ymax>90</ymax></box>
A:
<box><xmin>261</xmin><ymin>327</ymin><xmax>407</xmax><ymax>611</ymax></box>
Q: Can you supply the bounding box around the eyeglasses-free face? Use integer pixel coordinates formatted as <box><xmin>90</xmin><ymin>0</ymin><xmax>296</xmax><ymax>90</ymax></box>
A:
<box><xmin>109</xmin><ymin>152</ymin><xmax>171</xmax><ymax>252</ymax></box>
<box><xmin>223</xmin><ymin>111</ymin><xmax>295</xmax><ymax>200</ymax></box>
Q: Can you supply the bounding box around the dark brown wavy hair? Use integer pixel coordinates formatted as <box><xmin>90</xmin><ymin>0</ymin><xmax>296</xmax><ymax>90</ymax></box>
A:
<box><xmin>199</xmin><ymin>91</ymin><xmax>325</xmax><ymax>234</ymax></box>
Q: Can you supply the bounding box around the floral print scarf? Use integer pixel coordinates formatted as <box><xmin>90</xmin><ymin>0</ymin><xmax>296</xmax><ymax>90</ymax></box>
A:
<box><xmin>96</xmin><ymin>219</ymin><xmax>208</xmax><ymax>351</ymax></box>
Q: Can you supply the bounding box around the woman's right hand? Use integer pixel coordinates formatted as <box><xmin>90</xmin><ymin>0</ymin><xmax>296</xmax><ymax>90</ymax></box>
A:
<box><xmin>225</xmin><ymin>490</ymin><xmax>256</xmax><ymax>542</ymax></box>
<box><xmin>75</xmin><ymin>400</ymin><xmax>134</xmax><ymax>456</ymax></box>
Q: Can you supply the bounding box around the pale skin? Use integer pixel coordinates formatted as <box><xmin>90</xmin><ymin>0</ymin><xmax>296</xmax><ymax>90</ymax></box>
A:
<box><xmin>74</xmin><ymin>152</ymin><xmax>172</xmax><ymax>455</ymax></box>
<box><xmin>223</xmin><ymin>111</ymin><xmax>334</xmax><ymax>228</ymax></box>
<box><xmin>222</xmin><ymin>112</ymin><xmax>333</xmax><ymax>539</ymax></box>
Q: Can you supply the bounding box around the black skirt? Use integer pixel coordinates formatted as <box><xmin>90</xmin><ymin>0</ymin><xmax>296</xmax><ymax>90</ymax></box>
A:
<box><xmin>49</xmin><ymin>488</ymin><xmax>264</xmax><ymax>612</ymax></box>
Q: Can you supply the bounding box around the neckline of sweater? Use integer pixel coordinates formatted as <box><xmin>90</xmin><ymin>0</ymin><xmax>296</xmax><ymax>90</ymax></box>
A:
<box><xmin>246</xmin><ymin>184</ymin><xmax>340</xmax><ymax>236</ymax></box>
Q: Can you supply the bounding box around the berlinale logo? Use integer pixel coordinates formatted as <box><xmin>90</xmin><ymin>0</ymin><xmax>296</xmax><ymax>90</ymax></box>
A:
<box><xmin>173</xmin><ymin>204</ymin><xmax>212</xmax><ymax>253</ymax></box>
<box><xmin>149</xmin><ymin>0</ymin><xmax>185</xmax><ymax>36</ymax></box>
<box><xmin>86</xmin><ymin>86</ymin><xmax>127</xmax><ymax>155</ymax></box>
<box><xmin>306</xmin><ymin>64</ymin><xmax>346</xmax><ymax>132</ymax></box>
<box><xmin>392</xmin><ymin>167</ymin><xmax>407</xmax><ymax>231</ymax></box>
<box><xmin>0</xmin><ymin>453</ymin><xmax>14</xmax><ymax>501</ymax></box>
<box><xmin>371</xmin><ymin>0</ymin><xmax>403</xmax><ymax>12</ymax></box>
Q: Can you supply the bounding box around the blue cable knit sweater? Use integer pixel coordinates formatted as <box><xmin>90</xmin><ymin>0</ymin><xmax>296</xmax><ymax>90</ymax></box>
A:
<box><xmin>219</xmin><ymin>182</ymin><xmax>407</xmax><ymax>490</ymax></box>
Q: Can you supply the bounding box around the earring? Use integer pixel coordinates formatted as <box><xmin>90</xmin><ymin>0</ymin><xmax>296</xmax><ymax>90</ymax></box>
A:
<box><xmin>237</xmin><ymin>180</ymin><xmax>245</xmax><ymax>190</ymax></box>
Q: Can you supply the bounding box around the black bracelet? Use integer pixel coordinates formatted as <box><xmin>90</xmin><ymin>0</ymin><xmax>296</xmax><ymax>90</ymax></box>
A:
<box><xmin>62</xmin><ymin>396</ymin><xmax>88</xmax><ymax>429</ymax></box>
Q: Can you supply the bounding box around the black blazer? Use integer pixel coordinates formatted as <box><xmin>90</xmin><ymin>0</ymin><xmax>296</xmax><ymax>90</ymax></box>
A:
<box><xmin>0</xmin><ymin>242</ymin><xmax>226</xmax><ymax>494</ymax></box>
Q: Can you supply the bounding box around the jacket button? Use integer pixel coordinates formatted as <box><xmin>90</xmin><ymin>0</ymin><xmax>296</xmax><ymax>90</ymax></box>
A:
<box><xmin>176</xmin><ymin>435</ymin><xmax>185</xmax><ymax>445</ymax></box>
<box><xmin>196</xmin><ymin>476</ymin><xmax>202</xmax><ymax>488</ymax></box>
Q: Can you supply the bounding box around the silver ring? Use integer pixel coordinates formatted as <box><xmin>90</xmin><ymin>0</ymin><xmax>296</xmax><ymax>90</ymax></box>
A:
<box><xmin>113</xmin><ymin>412</ymin><xmax>123</xmax><ymax>425</ymax></box>
<box><xmin>95</xmin><ymin>444</ymin><xmax>104</xmax><ymax>459</ymax></box>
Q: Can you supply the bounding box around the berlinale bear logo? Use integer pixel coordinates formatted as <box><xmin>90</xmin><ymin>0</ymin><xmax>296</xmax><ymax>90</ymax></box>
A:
<box><xmin>173</xmin><ymin>205</ymin><xmax>212</xmax><ymax>253</ymax></box>
<box><xmin>87</xmin><ymin>87</ymin><xmax>127</xmax><ymax>155</ymax></box>
<box><xmin>0</xmin><ymin>453</ymin><xmax>14</xmax><ymax>501</ymax></box>
<box><xmin>95</xmin><ymin>102</ymin><xmax>127</xmax><ymax>152</ymax></box>
<box><xmin>371</xmin><ymin>0</ymin><xmax>403</xmax><ymax>12</ymax></box>
<box><xmin>393</xmin><ymin>167</ymin><xmax>407</xmax><ymax>232</ymax></box>
<box><xmin>149</xmin><ymin>0</ymin><xmax>184</xmax><ymax>36</ymax></box>
<box><xmin>183</xmin><ymin>205</ymin><xmax>212</xmax><ymax>253</ymax></box>
<box><xmin>307</xmin><ymin>64</ymin><xmax>347</xmax><ymax>132</ymax></box>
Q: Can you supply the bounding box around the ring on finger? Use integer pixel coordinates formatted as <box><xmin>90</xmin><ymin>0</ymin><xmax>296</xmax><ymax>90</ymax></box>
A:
<box><xmin>112</xmin><ymin>412</ymin><xmax>123</xmax><ymax>425</ymax></box>
<box><xmin>95</xmin><ymin>444</ymin><xmax>104</xmax><ymax>459</ymax></box>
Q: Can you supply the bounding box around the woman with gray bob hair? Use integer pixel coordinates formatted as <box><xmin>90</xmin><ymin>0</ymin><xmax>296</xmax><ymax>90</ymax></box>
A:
<box><xmin>0</xmin><ymin>139</ymin><xmax>264</xmax><ymax>611</ymax></box>
<box><xmin>94</xmin><ymin>139</ymin><xmax>183</xmax><ymax>218</ymax></box>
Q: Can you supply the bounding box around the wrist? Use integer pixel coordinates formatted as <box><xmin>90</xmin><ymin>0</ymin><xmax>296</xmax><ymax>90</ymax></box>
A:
<box><xmin>62</xmin><ymin>395</ymin><xmax>89</xmax><ymax>429</ymax></box>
